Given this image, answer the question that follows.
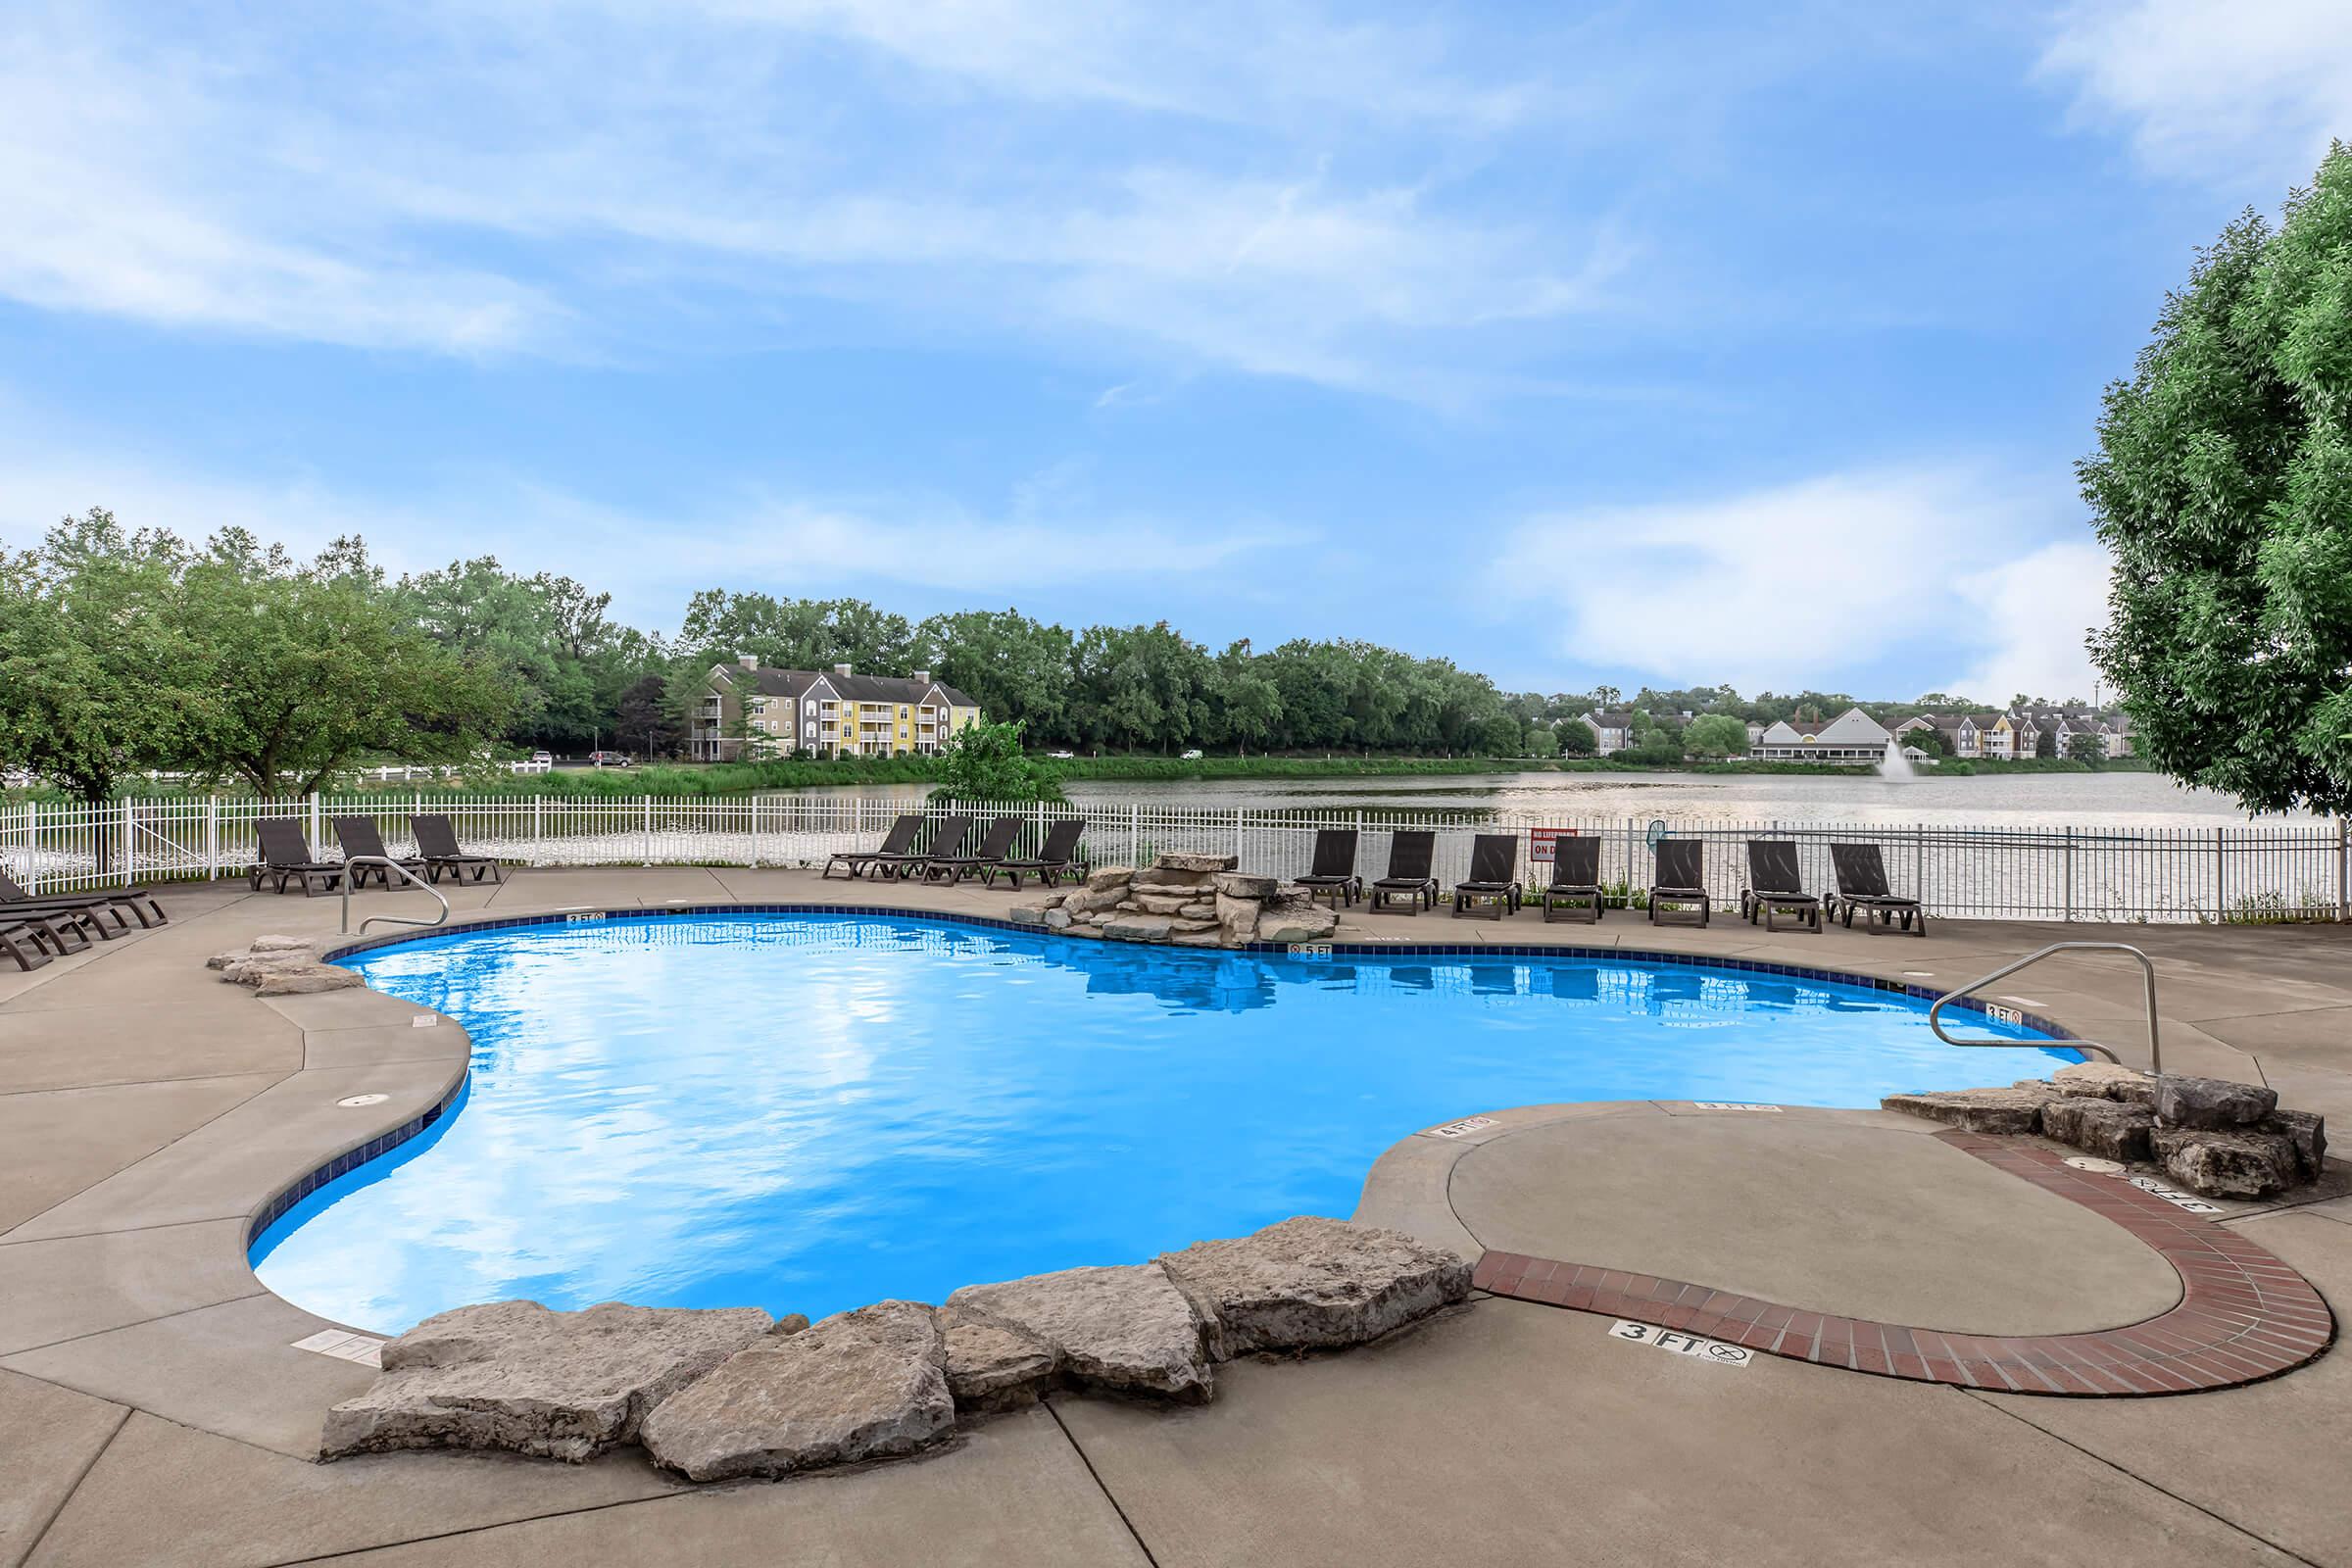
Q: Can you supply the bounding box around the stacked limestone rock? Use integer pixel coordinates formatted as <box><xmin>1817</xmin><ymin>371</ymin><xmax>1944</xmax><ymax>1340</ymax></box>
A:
<box><xmin>1883</xmin><ymin>1062</ymin><xmax>2326</xmax><ymax>1199</ymax></box>
<box><xmin>1008</xmin><ymin>852</ymin><xmax>1341</xmax><ymax>950</ymax></box>
<box><xmin>206</xmin><ymin>935</ymin><xmax>364</xmax><ymax>996</ymax></box>
<box><xmin>321</xmin><ymin>1215</ymin><xmax>1470</xmax><ymax>1482</ymax></box>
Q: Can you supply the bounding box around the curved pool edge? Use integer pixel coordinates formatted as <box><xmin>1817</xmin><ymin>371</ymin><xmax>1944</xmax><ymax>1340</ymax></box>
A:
<box><xmin>251</xmin><ymin>902</ymin><xmax>2082</xmax><ymax>1281</ymax></box>
<box><xmin>1351</xmin><ymin>1103</ymin><xmax>2333</xmax><ymax>1396</ymax></box>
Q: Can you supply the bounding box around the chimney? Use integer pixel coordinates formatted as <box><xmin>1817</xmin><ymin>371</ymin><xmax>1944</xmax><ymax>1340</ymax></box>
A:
<box><xmin>736</xmin><ymin>654</ymin><xmax>758</xmax><ymax>670</ymax></box>
<box><xmin>834</xmin><ymin>663</ymin><xmax>853</xmax><ymax>678</ymax></box>
<box><xmin>912</xmin><ymin>670</ymin><xmax>930</xmax><ymax>685</ymax></box>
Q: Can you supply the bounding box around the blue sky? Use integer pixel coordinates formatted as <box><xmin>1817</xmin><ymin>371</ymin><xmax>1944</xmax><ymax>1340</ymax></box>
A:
<box><xmin>2</xmin><ymin>1</ymin><xmax>2344</xmax><ymax>702</ymax></box>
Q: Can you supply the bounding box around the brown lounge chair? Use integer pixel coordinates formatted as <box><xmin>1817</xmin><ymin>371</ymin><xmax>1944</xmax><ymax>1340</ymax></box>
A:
<box><xmin>920</xmin><ymin>815</ymin><xmax>1021</xmax><ymax>885</ymax></box>
<box><xmin>1368</xmin><ymin>830</ymin><xmax>1440</xmax><ymax>913</ymax></box>
<box><xmin>981</xmin><ymin>819</ymin><xmax>1089</xmax><ymax>889</ymax></box>
<box><xmin>906</xmin><ymin>815</ymin><xmax>975</xmax><ymax>883</ymax></box>
<box><xmin>1827</xmin><ymin>844</ymin><xmax>1927</xmax><ymax>936</ymax></box>
<box><xmin>1452</xmin><ymin>833</ymin><xmax>1521</xmax><ymax>919</ymax></box>
<box><xmin>0</xmin><ymin>916</ymin><xmax>62</xmax><ymax>970</ymax></box>
<box><xmin>251</xmin><ymin>820</ymin><xmax>344</xmax><ymax>896</ymax></box>
<box><xmin>332</xmin><ymin>816</ymin><xmax>428</xmax><ymax>889</ymax></box>
<box><xmin>1294</xmin><ymin>829</ymin><xmax>1363</xmax><ymax>909</ymax></box>
<box><xmin>0</xmin><ymin>869</ymin><xmax>167</xmax><ymax>931</ymax></box>
<box><xmin>1648</xmin><ymin>840</ymin><xmax>1709</xmax><ymax>927</ymax></box>
<box><xmin>1740</xmin><ymin>840</ymin><xmax>1821</xmax><ymax>932</ymax></box>
<box><xmin>823</xmin><ymin>814</ymin><xmax>922</xmax><ymax>881</ymax></box>
<box><xmin>411</xmin><ymin>815</ymin><xmax>505</xmax><ymax>885</ymax></box>
<box><xmin>1540</xmin><ymin>837</ymin><xmax>1605</xmax><ymax>923</ymax></box>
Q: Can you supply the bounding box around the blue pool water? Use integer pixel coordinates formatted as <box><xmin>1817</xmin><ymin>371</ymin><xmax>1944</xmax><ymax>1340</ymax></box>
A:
<box><xmin>252</xmin><ymin>913</ymin><xmax>2077</xmax><ymax>1333</ymax></box>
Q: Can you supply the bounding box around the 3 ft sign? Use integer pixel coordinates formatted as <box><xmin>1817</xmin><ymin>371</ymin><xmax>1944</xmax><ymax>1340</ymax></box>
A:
<box><xmin>1608</xmin><ymin>1319</ymin><xmax>1753</xmax><ymax>1367</ymax></box>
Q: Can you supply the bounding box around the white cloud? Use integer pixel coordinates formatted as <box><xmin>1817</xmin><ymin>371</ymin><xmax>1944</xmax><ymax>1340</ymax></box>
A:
<box><xmin>2039</xmin><ymin>0</ymin><xmax>2352</xmax><ymax>182</ymax></box>
<box><xmin>1493</xmin><ymin>466</ymin><xmax>2096</xmax><ymax>696</ymax></box>
<box><xmin>1943</xmin><ymin>539</ymin><xmax>2112</xmax><ymax>705</ymax></box>
<box><xmin>0</xmin><ymin>1</ymin><xmax>1626</xmax><ymax>395</ymax></box>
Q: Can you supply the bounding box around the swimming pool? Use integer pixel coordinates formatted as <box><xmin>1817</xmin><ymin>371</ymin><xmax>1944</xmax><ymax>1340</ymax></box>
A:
<box><xmin>252</xmin><ymin>912</ymin><xmax>2077</xmax><ymax>1334</ymax></box>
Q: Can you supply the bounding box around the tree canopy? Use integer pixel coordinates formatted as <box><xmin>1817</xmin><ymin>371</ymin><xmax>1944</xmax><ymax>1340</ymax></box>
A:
<box><xmin>2083</xmin><ymin>143</ymin><xmax>2352</xmax><ymax>814</ymax></box>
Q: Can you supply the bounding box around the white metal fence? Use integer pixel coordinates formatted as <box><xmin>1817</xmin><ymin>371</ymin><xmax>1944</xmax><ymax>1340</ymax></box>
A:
<box><xmin>4</xmin><ymin>794</ymin><xmax>2346</xmax><ymax>925</ymax></box>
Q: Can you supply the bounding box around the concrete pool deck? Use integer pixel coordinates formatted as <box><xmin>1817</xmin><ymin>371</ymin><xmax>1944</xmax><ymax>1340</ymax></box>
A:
<box><xmin>2</xmin><ymin>867</ymin><xmax>2349</xmax><ymax>1566</ymax></box>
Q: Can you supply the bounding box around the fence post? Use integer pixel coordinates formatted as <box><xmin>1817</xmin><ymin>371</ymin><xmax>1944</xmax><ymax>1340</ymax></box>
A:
<box><xmin>643</xmin><ymin>796</ymin><xmax>654</xmax><ymax>866</ymax></box>
<box><xmin>308</xmin><ymin>794</ymin><xmax>321</xmax><ymax>855</ymax></box>
<box><xmin>2339</xmin><ymin>816</ymin><xmax>2349</xmax><ymax>924</ymax></box>
<box><xmin>2063</xmin><ymin>827</ymin><xmax>2075</xmax><ymax>922</ymax></box>
<box><xmin>206</xmin><ymin>796</ymin><xmax>219</xmax><ymax>881</ymax></box>
<box><xmin>749</xmin><ymin>795</ymin><xmax>760</xmax><ymax>869</ymax></box>
<box><xmin>2214</xmin><ymin>826</ymin><xmax>2226</xmax><ymax>921</ymax></box>
<box><xmin>1130</xmin><ymin>804</ymin><xmax>1140</xmax><ymax>867</ymax></box>
<box><xmin>23</xmin><ymin>801</ymin><xmax>37</xmax><ymax>895</ymax></box>
<box><xmin>533</xmin><ymin>796</ymin><xmax>545</xmax><ymax>867</ymax></box>
<box><xmin>1234</xmin><ymin>807</ymin><xmax>1244</xmax><ymax>865</ymax></box>
<box><xmin>1912</xmin><ymin>823</ymin><xmax>1924</xmax><ymax>907</ymax></box>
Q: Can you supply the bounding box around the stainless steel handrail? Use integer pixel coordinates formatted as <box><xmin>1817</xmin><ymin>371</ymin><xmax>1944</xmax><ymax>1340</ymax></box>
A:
<box><xmin>340</xmin><ymin>856</ymin><xmax>453</xmax><ymax>935</ymax></box>
<box><xmin>1928</xmin><ymin>941</ymin><xmax>2158</xmax><ymax>1075</ymax></box>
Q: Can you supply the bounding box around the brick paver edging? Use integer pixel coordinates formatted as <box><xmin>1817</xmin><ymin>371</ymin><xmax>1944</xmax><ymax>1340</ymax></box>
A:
<box><xmin>1472</xmin><ymin>1131</ymin><xmax>2334</xmax><ymax>1396</ymax></box>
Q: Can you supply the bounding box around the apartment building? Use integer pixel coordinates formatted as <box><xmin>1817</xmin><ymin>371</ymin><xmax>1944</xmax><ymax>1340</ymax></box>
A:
<box><xmin>691</xmin><ymin>658</ymin><xmax>982</xmax><ymax>760</ymax></box>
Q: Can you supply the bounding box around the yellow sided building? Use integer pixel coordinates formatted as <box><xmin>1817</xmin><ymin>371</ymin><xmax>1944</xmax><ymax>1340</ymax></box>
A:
<box><xmin>691</xmin><ymin>658</ymin><xmax>981</xmax><ymax>760</ymax></box>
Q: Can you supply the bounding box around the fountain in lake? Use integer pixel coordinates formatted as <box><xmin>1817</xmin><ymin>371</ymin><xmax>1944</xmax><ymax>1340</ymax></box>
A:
<box><xmin>1878</xmin><ymin>738</ymin><xmax>1916</xmax><ymax>782</ymax></box>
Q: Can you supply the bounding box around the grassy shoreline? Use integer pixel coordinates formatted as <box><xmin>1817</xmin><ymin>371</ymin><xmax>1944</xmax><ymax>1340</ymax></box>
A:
<box><xmin>348</xmin><ymin>751</ymin><xmax>2152</xmax><ymax>797</ymax></box>
<box><xmin>5</xmin><ymin>752</ymin><xmax>2158</xmax><ymax>805</ymax></box>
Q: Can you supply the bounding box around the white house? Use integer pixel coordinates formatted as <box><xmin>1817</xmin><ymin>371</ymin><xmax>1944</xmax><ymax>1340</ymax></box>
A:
<box><xmin>1750</xmin><ymin>707</ymin><xmax>1894</xmax><ymax>764</ymax></box>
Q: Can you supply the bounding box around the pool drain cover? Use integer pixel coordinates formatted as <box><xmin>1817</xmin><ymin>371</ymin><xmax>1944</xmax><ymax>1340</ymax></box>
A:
<box><xmin>2063</xmin><ymin>1155</ymin><xmax>2125</xmax><ymax>1174</ymax></box>
<box><xmin>337</xmin><ymin>1093</ymin><xmax>390</xmax><ymax>1108</ymax></box>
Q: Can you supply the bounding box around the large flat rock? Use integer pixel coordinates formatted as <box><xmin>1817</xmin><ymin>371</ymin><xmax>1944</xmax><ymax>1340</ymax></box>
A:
<box><xmin>947</xmin><ymin>1263</ymin><xmax>1213</xmax><ymax>1402</ymax></box>
<box><xmin>1158</xmin><ymin>1215</ymin><xmax>1472</xmax><ymax>1356</ymax></box>
<box><xmin>638</xmin><ymin>1300</ymin><xmax>953</xmax><ymax>1482</ymax></box>
<box><xmin>321</xmin><ymin>1300</ymin><xmax>773</xmax><ymax>1463</ymax></box>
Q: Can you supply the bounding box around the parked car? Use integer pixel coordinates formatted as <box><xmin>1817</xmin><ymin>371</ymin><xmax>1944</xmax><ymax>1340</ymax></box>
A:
<box><xmin>1180</xmin><ymin>749</ymin><xmax>1203</xmax><ymax>760</ymax></box>
<box><xmin>589</xmin><ymin>751</ymin><xmax>633</xmax><ymax>767</ymax></box>
<box><xmin>530</xmin><ymin>751</ymin><xmax>554</xmax><ymax>766</ymax></box>
<box><xmin>1047</xmin><ymin>750</ymin><xmax>1075</xmax><ymax>760</ymax></box>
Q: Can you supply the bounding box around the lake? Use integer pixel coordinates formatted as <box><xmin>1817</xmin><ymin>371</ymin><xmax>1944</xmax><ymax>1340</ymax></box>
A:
<box><xmin>767</xmin><ymin>768</ymin><xmax>2314</xmax><ymax>831</ymax></box>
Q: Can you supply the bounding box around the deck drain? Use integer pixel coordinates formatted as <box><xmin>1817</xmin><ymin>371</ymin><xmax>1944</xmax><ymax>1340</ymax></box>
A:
<box><xmin>336</xmin><ymin>1093</ymin><xmax>390</xmax><ymax>1108</ymax></box>
<box><xmin>2064</xmin><ymin>1155</ymin><xmax>2125</xmax><ymax>1174</ymax></box>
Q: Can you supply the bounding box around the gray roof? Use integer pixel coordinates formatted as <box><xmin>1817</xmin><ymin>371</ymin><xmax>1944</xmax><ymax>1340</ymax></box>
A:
<box><xmin>720</xmin><ymin>665</ymin><xmax>978</xmax><ymax>709</ymax></box>
<box><xmin>1587</xmin><ymin>710</ymin><xmax>1638</xmax><ymax>728</ymax></box>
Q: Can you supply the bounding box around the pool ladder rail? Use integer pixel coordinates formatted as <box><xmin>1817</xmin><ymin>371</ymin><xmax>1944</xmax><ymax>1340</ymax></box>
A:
<box><xmin>339</xmin><ymin>856</ymin><xmax>453</xmax><ymax>936</ymax></box>
<box><xmin>1927</xmin><ymin>941</ymin><xmax>2158</xmax><ymax>1078</ymax></box>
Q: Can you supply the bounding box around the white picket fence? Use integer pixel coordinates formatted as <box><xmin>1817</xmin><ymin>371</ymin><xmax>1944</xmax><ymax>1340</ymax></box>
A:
<box><xmin>3</xmin><ymin>794</ymin><xmax>2346</xmax><ymax>925</ymax></box>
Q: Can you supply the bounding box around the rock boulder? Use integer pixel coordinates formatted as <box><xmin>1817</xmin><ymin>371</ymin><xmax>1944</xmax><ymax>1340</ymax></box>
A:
<box><xmin>638</xmin><ymin>1300</ymin><xmax>953</xmax><ymax>1482</ymax></box>
<box><xmin>2154</xmin><ymin>1075</ymin><xmax>2278</xmax><ymax>1130</ymax></box>
<box><xmin>1153</xmin><ymin>851</ymin><xmax>1240</xmax><ymax>874</ymax></box>
<box><xmin>320</xmin><ymin>1300</ymin><xmax>774</xmax><ymax>1463</ymax></box>
<box><xmin>2051</xmin><ymin>1062</ymin><xmax>2157</xmax><ymax>1106</ymax></box>
<box><xmin>2265</xmin><ymin>1108</ymin><xmax>2328</xmax><ymax>1183</ymax></box>
<box><xmin>2150</xmin><ymin>1126</ymin><xmax>2297</xmax><ymax>1199</ymax></box>
<box><xmin>1084</xmin><ymin>866</ymin><xmax>1137</xmax><ymax>891</ymax></box>
<box><xmin>1257</xmin><ymin>905</ymin><xmax>1339</xmax><ymax>945</ymax></box>
<box><xmin>251</xmin><ymin>963</ymin><xmax>366</xmax><ymax>996</ymax></box>
<box><xmin>1157</xmin><ymin>1216</ymin><xmax>1472</xmax><ymax>1358</ymax></box>
<box><xmin>1212</xmin><ymin>871</ymin><xmax>1280</xmax><ymax>900</ymax></box>
<box><xmin>1879</xmin><ymin>1086</ymin><xmax>2056</xmax><ymax>1136</ymax></box>
<box><xmin>2040</xmin><ymin>1096</ymin><xmax>2156</xmax><ymax>1162</ymax></box>
<box><xmin>947</xmin><ymin>1264</ymin><xmax>1212</xmax><ymax>1402</ymax></box>
<box><xmin>936</xmin><ymin>1312</ymin><xmax>1060</xmax><ymax>1413</ymax></box>
<box><xmin>1102</xmin><ymin>913</ymin><xmax>1177</xmax><ymax>943</ymax></box>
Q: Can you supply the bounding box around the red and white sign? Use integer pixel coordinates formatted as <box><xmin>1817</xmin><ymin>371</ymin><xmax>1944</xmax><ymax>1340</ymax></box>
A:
<box><xmin>1529</xmin><ymin>826</ymin><xmax>1579</xmax><ymax>862</ymax></box>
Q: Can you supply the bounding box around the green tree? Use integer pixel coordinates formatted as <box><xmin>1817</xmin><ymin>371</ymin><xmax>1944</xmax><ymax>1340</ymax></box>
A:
<box><xmin>0</xmin><ymin>510</ymin><xmax>188</xmax><ymax>804</ymax></box>
<box><xmin>1683</xmin><ymin>712</ymin><xmax>1749</xmax><ymax>758</ymax></box>
<box><xmin>1468</xmin><ymin>714</ymin><xmax>1523</xmax><ymax>756</ymax></box>
<box><xmin>1557</xmin><ymin>718</ymin><xmax>1597</xmax><ymax>756</ymax></box>
<box><xmin>915</xmin><ymin>609</ymin><xmax>1076</xmax><ymax>743</ymax></box>
<box><xmin>616</xmin><ymin>674</ymin><xmax>684</xmax><ymax>760</ymax></box>
<box><xmin>1208</xmin><ymin>640</ymin><xmax>1283</xmax><ymax>754</ymax></box>
<box><xmin>173</xmin><ymin>539</ymin><xmax>515</xmax><ymax>796</ymax></box>
<box><xmin>931</xmin><ymin>718</ymin><xmax>1066</xmax><ymax>803</ymax></box>
<box><xmin>2066</xmin><ymin>732</ymin><xmax>2107</xmax><ymax>765</ymax></box>
<box><xmin>2083</xmin><ymin>144</ymin><xmax>2352</xmax><ymax>813</ymax></box>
